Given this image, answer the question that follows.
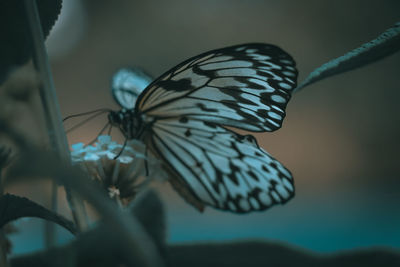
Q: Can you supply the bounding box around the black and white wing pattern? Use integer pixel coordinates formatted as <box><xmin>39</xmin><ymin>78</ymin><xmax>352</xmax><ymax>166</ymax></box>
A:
<box><xmin>108</xmin><ymin>43</ymin><xmax>298</xmax><ymax>212</ymax></box>
<box><xmin>136</xmin><ymin>43</ymin><xmax>298</xmax><ymax>132</ymax></box>
<box><xmin>148</xmin><ymin>117</ymin><xmax>294</xmax><ymax>212</ymax></box>
<box><xmin>111</xmin><ymin>68</ymin><xmax>153</xmax><ymax>109</ymax></box>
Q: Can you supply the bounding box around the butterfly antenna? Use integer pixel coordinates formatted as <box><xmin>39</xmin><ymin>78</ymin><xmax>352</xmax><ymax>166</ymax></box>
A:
<box><xmin>114</xmin><ymin>138</ymin><xmax>128</xmax><ymax>159</ymax></box>
<box><xmin>86</xmin><ymin>122</ymin><xmax>111</xmax><ymax>146</ymax></box>
<box><xmin>65</xmin><ymin>110</ymin><xmax>110</xmax><ymax>134</ymax></box>
<box><xmin>63</xmin><ymin>108</ymin><xmax>112</xmax><ymax>122</ymax></box>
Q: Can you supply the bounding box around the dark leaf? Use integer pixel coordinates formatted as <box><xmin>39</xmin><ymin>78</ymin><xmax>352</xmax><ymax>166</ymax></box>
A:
<box><xmin>130</xmin><ymin>190</ymin><xmax>167</xmax><ymax>257</ymax></box>
<box><xmin>296</xmin><ymin>22</ymin><xmax>400</xmax><ymax>92</ymax></box>
<box><xmin>167</xmin><ymin>241</ymin><xmax>400</xmax><ymax>267</ymax></box>
<box><xmin>8</xmin><ymin>239</ymin><xmax>400</xmax><ymax>267</ymax></box>
<box><xmin>0</xmin><ymin>194</ymin><xmax>76</xmax><ymax>235</ymax></box>
<box><xmin>0</xmin><ymin>0</ymin><xmax>62</xmax><ymax>85</ymax></box>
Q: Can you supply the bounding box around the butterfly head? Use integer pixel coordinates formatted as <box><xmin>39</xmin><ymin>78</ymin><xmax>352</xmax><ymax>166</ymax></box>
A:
<box><xmin>108</xmin><ymin>109</ymin><xmax>143</xmax><ymax>139</ymax></box>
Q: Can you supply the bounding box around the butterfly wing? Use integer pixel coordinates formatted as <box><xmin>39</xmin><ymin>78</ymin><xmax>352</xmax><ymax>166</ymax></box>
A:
<box><xmin>147</xmin><ymin>117</ymin><xmax>294</xmax><ymax>212</ymax></box>
<box><xmin>136</xmin><ymin>43</ymin><xmax>298</xmax><ymax>132</ymax></box>
<box><xmin>111</xmin><ymin>68</ymin><xmax>153</xmax><ymax>109</ymax></box>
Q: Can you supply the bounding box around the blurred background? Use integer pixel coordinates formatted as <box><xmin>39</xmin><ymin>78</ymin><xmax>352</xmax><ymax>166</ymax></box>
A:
<box><xmin>5</xmin><ymin>0</ymin><xmax>400</xmax><ymax>256</ymax></box>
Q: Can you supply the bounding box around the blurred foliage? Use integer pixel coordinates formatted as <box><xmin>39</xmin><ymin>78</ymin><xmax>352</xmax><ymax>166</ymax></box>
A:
<box><xmin>0</xmin><ymin>0</ymin><xmax>62</xmax><ymax>85</ymax></box>
<box><xmin>0</xmin><ymin>194</ymin><xmax>76</xmax><ymax>235</ymax></box>
<box><xmin>7</xmin><ymin>187</ymin><xmax>400</xmax><ymax>267</ymax></box>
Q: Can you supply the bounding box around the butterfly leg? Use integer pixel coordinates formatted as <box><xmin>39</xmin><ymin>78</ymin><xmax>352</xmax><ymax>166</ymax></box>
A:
<box><xmin>114</xmin><ymin>138</ymin><xmax>127</xmax><ymax>159</ymax></box>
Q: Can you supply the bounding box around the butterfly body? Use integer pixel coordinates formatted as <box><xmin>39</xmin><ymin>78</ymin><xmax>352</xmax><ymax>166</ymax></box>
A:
<box><xmin>108</xmin><ymin>109</ymin><xmax>145</xmax><ymax>139</ymax></box>
<box><xmin>110</xmin><ymin>44</ymin><xmax>298</xmax><ymax>213</ymax></box>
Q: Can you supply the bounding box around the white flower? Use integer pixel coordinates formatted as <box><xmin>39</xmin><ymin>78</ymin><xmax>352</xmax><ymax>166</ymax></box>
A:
<box><xmin>71</xmin><ymin>135</ymin><xmax>166</xmax><ymax>204</ymax></box>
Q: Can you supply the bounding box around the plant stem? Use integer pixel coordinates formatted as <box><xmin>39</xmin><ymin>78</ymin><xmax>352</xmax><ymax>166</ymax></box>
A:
<box><xmin>44</xmin><ymin>182</ymin><xmax>58</xmax><ymax>248</ymax></box>
<box><xmin>0</xmin><ymin>166</ymin><xmax>9</xmax><ymax>267</ymax></box>
<box><xmin>0</xmin><ymin>231</ymin><xmax>9</xmax><ymax>267</ymax></box>
<box><xmin>23</xmin><ymin>0</ymin><xmax>88</xmax><ymax>242</ymax></box>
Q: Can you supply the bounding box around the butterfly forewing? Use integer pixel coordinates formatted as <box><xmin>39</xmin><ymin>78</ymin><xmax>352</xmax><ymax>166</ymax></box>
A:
<box><xmin>136</xmin><ymin>43</ymin><xmax>298</xmax><ymax>132</ymax></box>
<box><xmin>148</xmin><ymin>117</ymin><xmax>294</xmax><ymax>212</ymax></box>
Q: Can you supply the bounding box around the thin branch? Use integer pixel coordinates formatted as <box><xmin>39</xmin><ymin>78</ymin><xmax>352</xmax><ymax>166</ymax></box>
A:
<box><xmin>23</xmin><ymin>0</ymin><xmax>88</xmax><ymax>239</ymax></box>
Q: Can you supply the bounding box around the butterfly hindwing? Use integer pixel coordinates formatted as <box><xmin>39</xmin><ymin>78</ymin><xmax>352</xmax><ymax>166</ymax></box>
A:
<box><xmin>111</xmin><ymin>68</ymin><xmax>153</xmax><ymax>109</ymax></box>
<box><xmin>137</xmin><ymin>43</ymin><xmax>298</xmax><ymax>132</ymax></box>
<box><xmin>148</xmin><ymin>117</ymin><xmax>294</xmax><ymax>212</ymax></box>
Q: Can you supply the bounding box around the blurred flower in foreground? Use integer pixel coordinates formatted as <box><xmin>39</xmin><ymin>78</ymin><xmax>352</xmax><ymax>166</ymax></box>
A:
<box><xmin>71</xmin><ymin>135</ymin><xmax>166</xmax><ymax>205</ymax></box>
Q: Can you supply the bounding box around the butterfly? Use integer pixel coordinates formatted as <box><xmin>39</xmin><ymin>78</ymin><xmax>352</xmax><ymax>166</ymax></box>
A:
<box><xmin>108</xmin><ymin>43</ymin><xmax>298</xmax><ymax>213</ymax></box>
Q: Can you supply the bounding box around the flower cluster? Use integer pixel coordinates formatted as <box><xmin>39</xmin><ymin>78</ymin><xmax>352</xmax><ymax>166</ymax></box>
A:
<box><xmin>71</xmin><ymin>135</ymin><xmax>166</xmax><ymax>205</ymax></box>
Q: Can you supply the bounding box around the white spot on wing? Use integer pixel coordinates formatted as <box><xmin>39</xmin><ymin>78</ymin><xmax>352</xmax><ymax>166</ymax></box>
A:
<box><xmin>216</xmin><ymin>68</ymin><xmax>257</xmax><ymax>77</ymax></box>
<box><xmin>271</xmin><ymin>191</ymin><xmax>280</xmax><ymax>202</ymax></box>
<box><xmin>278</xmin><ymin>165</ymin><xmax>292</xmax><ymax>179</ymax></box>
<box><xmin>283</xmin><ymin>178</ymin><xmax>294</xmax><ymax>191</ymax></box>
<box><xmin>268</xmin><ymin>112</ymin><xmax>282</xmax><ymax>120</ymax></box>
<box><xmin>259</xmin><ymin>62</ymin><xmax>282</xmax><ymax>69</ymax></box>
<box><xmin>248</xmin><ymin>78</ymin><xmax>275</xmax><ymax>92</ymax></box>
<box><xmin>218</xmin><ymin>183</ymin><xmax>228</xmax><ymax>199</ymax></box>
<box><xmin>251</xmin><ymin>54</ymin><xmax>271</xmax><ymax>61</ymax></box>
<box><xmin>280</xmin><ymin>59</ymin><xmax>293</xmax><ymax>64</ymax></box>
<box><xmin>200</xmin><ymin>60</ymin><xmax>252</xmax><ymax>70</ymax></box>
<box><xmin>208</xmin><ymin>77</ymin><xmax>247</xmax><ymax>88</ymax></box>
<box><xmin>282</xmin><ymin>71</ymin><xmax>296</xmax><ymax>77</ymax></box>
<box><xmin>235</xmin><ymin>46</ymin><xmax>246</xmax><ymax>52</ymax></box>
<box><xmin>279</xmin><ymin>82</ymin><xmax>292</xmax><ymax>90</ymax></box>
<box><xmin>275</xmin><ymin>184</ymin><xmax>289</xmax><ymax>199</ymax></box>
<box><xmin>239</xmin><ymin>198</ymin><xmax>250</xmax><ymax>211</ymax></box>
<box><xmin>271</xmin><ymin>95</ymin><xmax>286</xmax><ymax>103</ymax></box>
<box><xmin>271</xmin><ymin>105</ymin><xmax>284</xmax><ymax>112</ymax></box>
<box><xmin>258</xmin><ymin>192</ymin><xmax>272</xmax><ymax>206</ymax></box>
<box><xmin>249</xmin><ymin>197</ymin><xmax>260</xmax><ymax>209</ymax></box>
<box><xmin>267</xmin><ymin>119</ymin><xmax>280</xmax><ymax>127</ymax></box>
<box><xmin>246</xmin><ymin>48</ymin><xmax>258</xmax><ymax>53</ymax></box>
